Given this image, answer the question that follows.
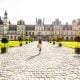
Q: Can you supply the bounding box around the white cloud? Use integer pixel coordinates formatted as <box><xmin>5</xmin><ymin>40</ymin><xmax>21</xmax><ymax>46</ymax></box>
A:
<box><xmin>0</xmin><ymin>0</ymin><xmax>80</xmax><ymax>24</ymax></box>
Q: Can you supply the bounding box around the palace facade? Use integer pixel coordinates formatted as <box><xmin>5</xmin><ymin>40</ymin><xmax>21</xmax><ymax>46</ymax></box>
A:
<box><xmin>0</xmin><ymin>11</ymin><xmax>80</xmax><ymax>41</ymax></box>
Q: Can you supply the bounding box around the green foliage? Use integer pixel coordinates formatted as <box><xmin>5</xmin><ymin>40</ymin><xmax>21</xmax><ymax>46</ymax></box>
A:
<box><xmin>74</xmin><ymin>36</ymin><xmax>80</xmax><ymax>48</ymax></box>
<box><xmin>18</xmin><ymin>36</ymin><xmax>23</xmax><ymax>42</ymax></box>
<box><xmin>52</xmin><ymin>38</ymin><xmax>56</xmax><ymax>41</ymax></box>
<box><xmin>56</xmin><ymin>37</ymin><xmax>63</xmax><ymax>42</ymax></box>
<box><xmin>75</xmin><ymin>36</ymin><xmax>80</xmax><ymax>42</ymax></box>
<box><xmin>26</xmin><ymin>41</ymin><xmax>28</xmax><ymax>44</ymax></box>
<box><xmin>58</xmin><ymin>43</ymin><xmax>62</xmax><ymax>47</ymax></box>
<box><xmin>47</xmin><ymin>38</ymin><xmax>49</xmax><ymax>42</ymax></box>
<box><xmin>25</xmin><ymin>38</ymin><xmax>29</xmax><ymax>41</ymax></box>
<box><xmin>29</xmin><ymin>38</ymin><xmax>34</xmax><ymax>42</ymax></box>
<box><xmin>1</xmin><ymin>37</ymin><xmax>9</xmax><ymax>44</ymax></box>
<box><xmin>47</xmin><ymin>38</ymin><xmax>52</xmax><ymax>42</ymax></box>
<box><xmin>53</xmin><ymin>41</ymin><xmax>55</xmax><ymax>44</ymax></box>
<box><xmin>1</xmin><ymin>37</ymin><xmax>9</xmax><ymax>48</ymax></box>
<box><xmin>25</xmin><ymin>38</ymin><xmax>34</xmax><ymax>44</ymax></box>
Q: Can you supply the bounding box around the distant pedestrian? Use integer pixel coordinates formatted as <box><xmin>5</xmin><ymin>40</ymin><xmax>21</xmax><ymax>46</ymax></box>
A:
<box><xmin>37</xmin><ymin>39</ymin><xmax>42</xmax><ymax>54</ymax></box>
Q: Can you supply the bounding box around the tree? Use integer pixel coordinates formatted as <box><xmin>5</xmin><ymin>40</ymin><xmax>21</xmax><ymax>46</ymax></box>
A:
<box><xmin>56</xmin><ymin>37</ymin><xmax>63</xmax><ymax>47</ymax></box>
<box><xmin>47</xmin><ymin>38</ymin><xmax>49</xmax><ymax>42</ymax></box>
<box><xmin>52</xmin><ymin>38</ymin><xmax>55</xmax><ymax>41</ymax></box>
<box><xmin>52</xmin><ymin>38</ymin><xmax>56</xmax><ymax>44</ymax></box>
<box><xmin>29</xmin><ymin>38</ymin><xmax>33</xmax><ymax>42</ymax></box>
<box><xmin>18</xmin><ymin>36</ymin><xmax>23</xmax><ymax>46</ymax></box>
<box><xmin>74</xmin><ymin>36</ymin><xmax>80</xmax><ymax>54</ymax></box>
<box><xmin>74</xmin><ymin>36</ymin><xmax>80</xmax><ymax>47</ymax></box>
<box><xmin>31</xmin><ymin>38</ymin><xmax>34</xmax><ymax>42</ymax></box>
<box><xmin>25</xmin><ymin>38</ymin><xmax>29</xmax><ymax>44</ymax></box>
<box><xmin>1</xmin><ymin>37</ymin><xmax>9</xmax><ymax>53</ymax></box>
<box><xmin>57</xmin><ymin>37</ymin><xmax>63</xmax><ymax>42</ymax></box>
<box><xmin>1</xmin><ymin>37</ymin><xmax>9</xmax><ymax>47</ymax></box>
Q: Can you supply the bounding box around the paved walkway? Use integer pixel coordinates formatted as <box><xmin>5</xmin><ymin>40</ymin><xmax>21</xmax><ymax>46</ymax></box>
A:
<box><xmin>0</xmin><ymin>41</ymin><xmax>80</xmax><ymax>80</ymax></box>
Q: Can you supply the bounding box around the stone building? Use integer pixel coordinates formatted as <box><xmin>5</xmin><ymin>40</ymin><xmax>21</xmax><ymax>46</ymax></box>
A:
<box><xmin>0</xmin><ymin>11</ymin><xmax>80</xmax><ymax>41</ymax></box>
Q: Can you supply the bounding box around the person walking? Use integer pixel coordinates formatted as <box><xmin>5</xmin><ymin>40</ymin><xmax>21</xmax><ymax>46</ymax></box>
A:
<box><xmin>37</xmin><ymin>39</ymin><xmax>42</xmax><ymax>54</ymax></box>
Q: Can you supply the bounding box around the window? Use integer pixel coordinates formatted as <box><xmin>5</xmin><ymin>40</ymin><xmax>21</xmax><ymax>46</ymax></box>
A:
<box><xmin>70</xmin><ymin>27</ymin><xmax>72</xmax><ymax>30</ymax></box>
<box><xmin>71</xmin><ymin>32</ymin><xmax>73</xmax><ymax>35</ymax></box>
<box><xmin>22</xmin><ymin>31</ymin><xmax>23</xmax><ymax>34</ymax></box>
<box><xmin>29</xmin><ymin>32</ymin><xmax>31</xmax><ymax>35</ymax></box>
<box><xmin>66</xmin><ymin>37</ymin><xmax>68</xmax><ymax>40</ymax></box>
<box><xmin>63</xmin><ymin>28</ymin><xmax>65</xmax><ymax>30</ymax></box>
<box><xmin>71</xmin><ymin>37</ymin><xmax>73</xmax><ymax>41</ymax></box>
<box><xmin>67</xmin><ymin>28</ymin><xmax>69</xmax><ymax>30</ymax></box>
<box><xmin>11</xmin><ymin>36</ymin><xmax>13</xmax><ymax>39</ymax></box>
<box><xmin>14</xmin><ymin>36</ymin><xmax>16</xmax><ymax>40</ymax></box>
<box><xmin>62</xmin><ymin>37</ymin><xmax>64</xmax><ymax>40</ymax></box>
<box><xmin>32</xmin><ymin>32</ymin><xmax>34</xmax><ymax>35</ymax></box>
<box><xmin>26</xmin><ymin>32</ymin><xmax>28</xmax><ymax>36</ymax></box>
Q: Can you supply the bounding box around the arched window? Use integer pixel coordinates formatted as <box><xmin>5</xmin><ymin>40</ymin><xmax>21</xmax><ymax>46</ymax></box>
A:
<box><xmin>29</xmin><ymin>32</ymin><xmax>31</xmax><ymax>35</ymax></box>
<box><xmin>71</xmin><ymin>37</ymin><xmax>73</xmax><ymax>41</ymax></box>
<box><xmin>70</xmin><ymin>27</ymin><xmax>72</xmax><ymax>30</ymax></box>
<box><xmin>32</xmin><ymin>32</ymin><xmax>34</xmax><ymax>35</ymax></box>
<box><xmin>62</xmin><ymin>37</ymin><xmax>64</xmax><ymax>40</ymax></box>
<box><xmin>67</xmin><ymin>28</ymin><xmax>69</xmax><ymax>30</ymax></box>
<box><xmin>14</xmin><ymin>36</ymin><xmax>16</xmax><ymax>40</ymax></box>
<box><xmin>66</xmin><ymin>37</ymin><xmax>68</xmax><ymax>40</ymax></box>
<box><xmin>11</xmin><ymin>36</ymin><xmax>13</xmax><ymax>39</ymax></box>
<box><xmin>26</xmin><ymin>32</ymin><xmax>28</xmax><ymax>36</ymax></box>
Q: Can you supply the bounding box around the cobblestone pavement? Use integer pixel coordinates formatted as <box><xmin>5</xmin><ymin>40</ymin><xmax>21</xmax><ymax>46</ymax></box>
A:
<box><xmin>0</xmin><ymin>41</ymin><xmax>80</xmax><ymax>80</ymax></box>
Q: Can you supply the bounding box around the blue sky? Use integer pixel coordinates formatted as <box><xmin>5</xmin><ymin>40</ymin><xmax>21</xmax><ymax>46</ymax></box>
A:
<box><xmin>0</xmin><ymin>0</ymin><xmax>80</xmax><ymax>24</ymax></box>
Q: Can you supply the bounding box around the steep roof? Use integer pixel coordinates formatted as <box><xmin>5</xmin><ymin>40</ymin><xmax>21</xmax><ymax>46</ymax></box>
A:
<box><xmin>0</xmin><ymin>17</ymin><xmax>3</xmax><ymax>25</ymax></box>
<box><xmin>25</xmin><ymin>24</ymin><xmax>52</xmax><ymax>30</ymax></box>
<box><xmin>26</xmin><ymin>25</ymin><xmax>35</xmax><ymax>30</ymax></box>
<box><xmin>61</xmin><ymin>24</ymin><xmax>72</xmax><ymax>30</ymax></box>
<box><xmin>9</xmin><ymin>25</ymin><xmax>17</xmax><ymax>30</ymax></box>
<box><xmin>44</xmin><ymin>24</ymin><xmax>51</xmax><ymax>27</ymax></box>
<box><xmin>61</xmin><ymin>24</ymin><xmax>72</xmax><ymax>27</ymax></box>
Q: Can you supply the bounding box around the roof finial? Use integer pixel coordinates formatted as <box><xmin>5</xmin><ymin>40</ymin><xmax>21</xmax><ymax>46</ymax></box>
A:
<box><xmin>36</xmin><ymin>17</ymin><xmax>37</xmax><ymax>24</ymax></box>
<box><xmin>43</xmin><ymin>17</ymin><xmax>45</xmax><ymax>25</ymax></box>
<box><xmin>4</xmin><ymin>10</ymin><xmax>8</xmax><ymax>19</ymax></box>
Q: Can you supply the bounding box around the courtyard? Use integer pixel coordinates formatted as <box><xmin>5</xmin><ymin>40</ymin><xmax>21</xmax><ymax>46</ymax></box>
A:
<box><xmin>0</xmin><ymin>41</ymin><xmax>80</xmax><ymax>80</ymax></box>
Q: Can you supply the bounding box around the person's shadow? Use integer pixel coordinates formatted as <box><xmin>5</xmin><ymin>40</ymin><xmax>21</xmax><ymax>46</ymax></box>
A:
<box><xmin>27</xmin><ymin>54</ymin><xmax>40</xmax><ymax>60</ymax></box>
